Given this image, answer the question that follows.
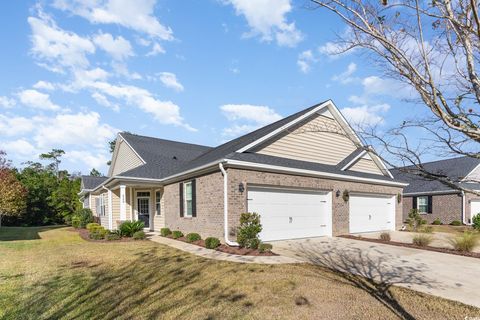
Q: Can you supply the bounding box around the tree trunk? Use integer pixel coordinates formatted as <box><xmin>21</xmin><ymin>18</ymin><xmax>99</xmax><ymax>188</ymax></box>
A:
<box><xmin>0</xmin><ymin>213</ymin><xmax>2</xmax><ymax>228</ymax></box>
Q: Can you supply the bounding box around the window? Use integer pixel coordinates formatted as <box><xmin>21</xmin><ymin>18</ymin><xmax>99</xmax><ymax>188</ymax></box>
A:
<box><xmin>184</xmin><ymin>181</ymin><xmax>193</xmax><ymax>217</ymax></box>
<box><xmin>156</xmin><ymin>191</ymin><xmax>161</xmax><ymax>215</ymax></box>
<box><xmin>95</xmin><ymin>197</ymin><xmax>100</xmax><ymax>215</ymax></box>
<box><xmin>137</xmin><ymin>192</ymin><xmax>150</xmax><ymax>216</ymax></box>
<box><xmin>137</xmin><ymin>192</ymin><xmax>150</xmax><ymax>197</ymax></box>
<box><xmin>417</xmin><ymin>196</ymin><xmax>428</xmax><ymax>213</ymax></box>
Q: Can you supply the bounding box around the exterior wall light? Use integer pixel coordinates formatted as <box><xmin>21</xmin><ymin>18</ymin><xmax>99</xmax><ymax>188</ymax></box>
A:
<box><xmin>238</xmin><ymin>182</ymin><xmax>245</xmax><ymax>193</ymax></box>
<box><xmin>335</xmin><ymin>190</ymin><xmax>341</xmax><ymax>198</ymax></box>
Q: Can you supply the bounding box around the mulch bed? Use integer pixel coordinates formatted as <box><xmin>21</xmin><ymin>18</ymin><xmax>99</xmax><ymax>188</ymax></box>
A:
<box><xmin>72</xmin><ymin>228</ymin><xmax>140</xmax><ymax>243</ymax></box>
<box><xmin>340</xmin><ymin>235</ymin><xmax>480</xmax><ymax>259</ymax></box>
<box><xmin>169</xmin><ymin>236</ymin><xmax>277</xmax><ymax>256</ymax></box>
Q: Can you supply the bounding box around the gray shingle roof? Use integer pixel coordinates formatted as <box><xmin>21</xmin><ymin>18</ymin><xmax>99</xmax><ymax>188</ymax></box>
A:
<box><xmin>391</xmin><ymin>156</ymin><xmax>480</xmax><ymax>194</ymax></box>
<box><xmin>81</xmin><ymin>176</ymin><xmax>108</xmax><ymax>190</ymax></box>
<box><xmin>117</xmin><ymin>132</ymin><xmax>212</xmax><ymax>179</ymax></box>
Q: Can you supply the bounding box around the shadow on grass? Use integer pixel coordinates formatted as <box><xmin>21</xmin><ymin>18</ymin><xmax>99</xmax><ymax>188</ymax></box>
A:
<box><xmin>291</xmin><ymin>238</ymin><xmax>439</xmax><ymax>320</ymax></box>
<box><xmin>0</xmin><ymin>225</ymin><xmax>65</xmax><ymax>241</ymax></box>
<box><xmin>1</xmin><ymin>246</ymin><xmax>255</xmax><ymax>320</ymax></box>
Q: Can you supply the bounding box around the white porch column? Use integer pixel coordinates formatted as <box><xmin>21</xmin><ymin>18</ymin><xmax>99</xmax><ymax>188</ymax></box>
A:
<box><xmin>120</xmin><ymin>185</ymin><xmax>126</xmax><ymax>221</ymax></box>
<box><xmin>108</xmin><ymin>189</ymin><xmax>113</xmax><ymax>230</ymax></box>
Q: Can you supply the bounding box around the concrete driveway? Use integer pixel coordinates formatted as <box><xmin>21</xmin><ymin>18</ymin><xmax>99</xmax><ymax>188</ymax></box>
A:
<box><xmin>272</xmin><ymin>237</ymin><xmax>480</xmax><ymax>308</ymax></box>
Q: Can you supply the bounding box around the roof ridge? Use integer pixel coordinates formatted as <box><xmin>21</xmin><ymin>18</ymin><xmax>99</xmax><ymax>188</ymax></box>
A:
<box><xmin>120</xmin><ymin>131</ymin><xmax>212</xmax><ymax>149</ymax></box>
<box><xmin>397</xmin><ymin>155</ymin><xmax>477</xmax><ymax>169</ymax></box>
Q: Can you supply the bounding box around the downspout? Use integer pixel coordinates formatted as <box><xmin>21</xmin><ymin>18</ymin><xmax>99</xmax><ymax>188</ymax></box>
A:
<box><xmin>461</xmin><ymin>191</ymin><xmax>466</xmax><ymax>225</ymax></box>
<box><xmin>102</xmin><ymin>185</ymin><xmax>113</xmax><ymax>230</ymax></box>
<box><xmin>219</xmin><ymin>163</ymin><xmax>239</xmax><ymax>246</ymax></box>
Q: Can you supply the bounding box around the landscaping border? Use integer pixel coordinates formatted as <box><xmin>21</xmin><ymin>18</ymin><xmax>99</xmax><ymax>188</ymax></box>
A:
<box><xmin>341</xmin><ymin>235</ymin><xmax>480</xmax><ymax>259</ymax></box>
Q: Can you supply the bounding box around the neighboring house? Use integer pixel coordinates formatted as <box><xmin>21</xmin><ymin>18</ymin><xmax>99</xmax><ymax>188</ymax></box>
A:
<box><xmin>79</xmin><ymin>175</ymin><xmax>108</xmax><ymax>210</ymax></box>
<box><xmin>80</xmin><ymin>100</ymin><xmax>407</xmax><ymax>243</ymax></box>
<box><xmin>392</xmin><ymin>157</ymin><xmax>480</xmax><ymax>225</ymax></box>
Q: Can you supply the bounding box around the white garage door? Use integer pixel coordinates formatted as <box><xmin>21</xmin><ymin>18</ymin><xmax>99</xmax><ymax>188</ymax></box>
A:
<box><xmin>470</xmin><ymin>200</ymin><xmax>480</xmax><ymax>224</ymax></box>
<box><xmin>349</xmin><ymin>194</ymin><xmax>395</xmax><ymax>233</ymax></box>
<box><xmin>247</xmin><ymin>187</ymin><xmax>332</xmax><ymax>241</ymax></box>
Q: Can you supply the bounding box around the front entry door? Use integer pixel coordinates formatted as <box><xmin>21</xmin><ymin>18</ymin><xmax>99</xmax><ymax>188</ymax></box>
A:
<box><xmin>137</xmin><ymin>192</ymin><xmax>150</xmax><ymax>228</ymax></box>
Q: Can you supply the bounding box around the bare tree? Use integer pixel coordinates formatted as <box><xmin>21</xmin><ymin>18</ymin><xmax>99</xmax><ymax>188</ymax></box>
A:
<box><xmin>309</xmin><ymin>0</ymin><xmax>480</xmax><ymax>192</ymax></box>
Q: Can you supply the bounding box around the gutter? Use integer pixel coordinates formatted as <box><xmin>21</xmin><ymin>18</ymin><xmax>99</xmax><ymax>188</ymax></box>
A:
<box><xmin>219</xmin><ymin>162</ymin><xmax>239</xmax><ymax>246</ymax></box>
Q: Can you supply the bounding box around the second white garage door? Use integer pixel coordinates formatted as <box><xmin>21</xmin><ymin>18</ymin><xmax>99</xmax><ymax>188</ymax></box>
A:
<box><xmin>349</xmin><ymin>194</ymin><xmax>395</xmax><ymax>233</ymax></box>
<box><xmin>247</xmin><ymin>187</ymin><xmax>332</xmax><ymax>241</ymax></box>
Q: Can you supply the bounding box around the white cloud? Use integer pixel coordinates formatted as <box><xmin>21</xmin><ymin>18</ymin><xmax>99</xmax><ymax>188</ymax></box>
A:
<box><xmin>146</xmin><ymin>42</ymin><xmax>165</xmax><ymax>56</ymax></box>
<box><xmin>18</xmin><ymin>89</ymin><xmax>61</xmax><ymax>111</ymax></box>
<box><xmin>65</xmin><ymin>150</ymin><xmax>111</xmax><ymax>170</ymax></box>
<box><xmin>222</xmin><ymin>124</ymin><xmax>259</xmax><ymax>137</ymax></box>
<box><xmin>2</xmin><ymin>139</ymin><xmax>37</xmax><ymax>157</ymax></box>
<box><xmin>91</xmin><ymin>92</ymin><xmax>119</xmax><ymax>112</ymax></box>
<box><xmin>0</xmin><ymin>115</ymin><xmax>38</xmax><ymax>137</ymax></box>
<box><xmin>220</xmin><ymin>104</ymin><xmax>282</xmax><ymax>137</ymax></box>
<box><xmin>158</xmin><ymin>72</ymin><xmax>184</xmax><ymax>92</ymax></box>
<box><xmin>297</xmin><ymin>50</ymin><xmax>316</xmax><ymax>73</ymax></box>
<box><xmin>225</xmin><ymin>0</ymin><xmax>303</xmax><ymax>47</ymax></box>
<box><xmin>28</xmin><ymin>14</ymin><xmax>95</xmax><ymax>71</ymax></box>
<box><xmin>33</xmin><ymin>80</ymin><xmax>55</xmax><ymax>91</ymax></box>
<box><xmin>111</xmin><ymin>62</ymin><xmax>142</xmax><ymax>80</ymax></box>
<box><xmin>332</xmin><ymin>62</ymin><xmax>358</xmax><ymax>84</ymax></box>
<box><xmin>0</xmin><ymin>96</ymin><xmax>16</xmax><ymax>108</ymax></box>
<box><xmin>53</xmin><ymin>0</ymin><xmax>174</xmax><ymax>40</ymax></box>
<box><xmin>362</xmin><ymin>76</ymin><xmax>413</xmax><ymax>98</ymax></box>
<box><xmin>341</xmin><ymin>103</ymin><xmax>391</xmax><ymax>126</ymax></box>
<box><xmin>93</xmin><ymin>32</ymin><xmax>134</xmax><ymax>60</ymax></box>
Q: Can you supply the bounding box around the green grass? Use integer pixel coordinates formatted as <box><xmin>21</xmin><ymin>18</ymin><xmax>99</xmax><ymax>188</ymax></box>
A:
<box><xmin>0</xmin><ymin>227</ymin><xmax>479</xmax><ymax>320</ymax></box>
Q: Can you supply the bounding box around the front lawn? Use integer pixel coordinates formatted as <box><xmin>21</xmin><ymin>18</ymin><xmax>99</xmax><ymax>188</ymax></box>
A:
<box><xmin>0</xmin><ymin>227</ymin><xmax>479</xmax><ymax>319</ymax></box>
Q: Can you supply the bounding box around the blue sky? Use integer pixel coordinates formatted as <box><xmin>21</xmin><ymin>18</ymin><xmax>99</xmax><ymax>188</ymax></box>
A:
<box><xmin>0</xmin><ymin>0</ymin><xmax>423</xmax><ymax>175</ymax></box>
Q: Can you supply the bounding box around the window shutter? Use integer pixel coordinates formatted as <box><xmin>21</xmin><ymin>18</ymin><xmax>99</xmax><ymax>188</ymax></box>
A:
<box><xmin>427</xmin><ymin>196</ymin><xmax>433</xmax><ymax>214</ymax></box>
<box><xmin>191</xmin><ymin>179</ymin><xmax>197</xmax><ymax>217</ymax></box>
<box><xmin>179</xmin><ymin>183</ymin><xmax>184</xmax><ymax>217</ymax></box>
<box><xmin>412</xmin><ymin>196</ymin><xmax>417</xmax><ymax>210</ymax></box>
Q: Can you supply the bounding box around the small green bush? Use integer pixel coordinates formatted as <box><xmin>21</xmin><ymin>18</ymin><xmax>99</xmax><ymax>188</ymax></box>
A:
<box><xmin>119</xmin><ymin>220</ymin><xmax>144</xmax><ymax>237</ymax></box>
<box><xmin>74</xmin><ymin>208</ymin><xmax>94</xmax><ymax>228</ymax></box>
<box><xmin>450</xmin><ymin>232</ymin><xmax>479</xmax><ymax>252</ymax></box>
<box><xmin>432</xmin><ymin>218</ymin><xmax>442</xmax><ymax>225</ymax></box>
<box><xmin>258</xmin><ymin>243</ymin><xmax>273</xmax><ymax>253</ymax></box>
<box><xmin>160</xmin><ymin>228</ymin><xmax>172</xmax><ymax>237</ymax></box>
<box><xmin>186</xmin><ymin>233</ymin><xmax>201</xmax><ymax>243</ymax></box>
<box><xmin>379</xmin><ymin>232</ymin><xmax>391</xmax><ymax>241</ymax></box>
<box><xmin>89</xmin><ymin>226</ymin><xmax>107</xmax><ymax>240</ymax></box>
<box><xmin>205</xmin><ymin>237</ymin><xmax>220</xmax><ymax>249</ymax></box>
<box><xmin>420</xmin><ymin>226</ymin><xmax>433</xmax><ymax>233</ymax></box>
<box><xmin>86</xmin><ymin>223</ymin><xmax>100</xmax><ymax>231</ymax></box>
<box><xmin>71</xmin><ymin>216</ymin><xmax>81</xmax><ymax>228</ymax></box>
<box><xmin>172</xmin><ymin>230</ymin><xmax>183</xmax><ymax>239</ymax></box>
<box><xmin>133</xmin><ymin>231</ymin><xmax>146</xmax><ymax>240</ymax></box>
<box><xmin>450</xmin><ymin>220</ymin><xmax>462</xmax><ymax>226</ymax></box>
<box><xmin>472</xmin><ymin>214</ymin><xmax>480</xmax><ymax>230</ymax></box>
<box><xmin>412</xmin><ymin>234</ymin><xmax>433</xmax><ymax>247</ymax></box>
<box><xmin>406</xmin><ymin>209</ymin><xmax>426</xmax><ymax>232</ymax></box>
<box><xmin>105</xmin><ymin>233</ymin><xmax>121</xmax><ymax>241</ymax></box>
<box><xmin>237</xmin><ymin>212</ymin><xmax>262</xmax><ymax>249</ymax></box>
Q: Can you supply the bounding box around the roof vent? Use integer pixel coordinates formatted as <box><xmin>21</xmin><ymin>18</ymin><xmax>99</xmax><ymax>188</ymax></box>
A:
<box><xmin>172</xmin><ymin>156</ymin><xmax>177</xmax><ymax>160</ymax></box>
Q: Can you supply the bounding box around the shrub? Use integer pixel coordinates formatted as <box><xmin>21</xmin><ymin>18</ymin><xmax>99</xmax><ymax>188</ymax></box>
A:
<box><xmin>89</xmin><ymin>226</ymin><xmax>107</xmax><ymax>240</ymax></box>
<box><xmin>106</xmin><ymin>233</ymin><xmax>121</xmax><ymax>241</ymax></box>
<box><xmin>472</xmin><ymin>214</ymin><xmax>480</xmax><ymax>231</ymax></box>
<box><xmin>71</xmin><ymin>216</ymin><xmax>81</xmax><ymax>229</ymax></box>
<box><xmin>450</xmin><ymin>220</ymin><xmax>462</xmax><ymax>226</ymax></box>
<box><xmin>258</xmin><ymin>243</ymin><xmax>273</xmax><ymax>253</ymax></box>
<box><xmin>450</xmin><ymin>232</ymin><xmax>479</xmax><ymax>252</ymax></box>
<box><xmin>237</xmin><ymin>212</ymin><xmax>262</xmax><ymax>249</ymax></box>
<box><xmin>405</xmin><ymin>209</ymin><xmax>426</xmax><ymax>232</ymax></box>
<box><xmin>205</xmin><ymin>237</ymin><xmax>220</xmax><ymax>249</ymax></box>
<box><xmin>412</xmin><ymin>234</ymin><xmax>433</xmax><ymax>247</ymax></box>
<box><xmin>379</xmin><ymin>232</ymin><xmax>391</xmax><ymax>241</ymax></box>
<box><xmin>74</xmin><ymin>208</ymin><xmax>94</xmax><ymax>228</ymax></box>
<box><xmin>160</xmin><ymin>228</ymin><xmax>172</xmax><ymax>237</ymax></box>
<box><xmin>86</xmin><ymin>223</ymin><xmax>100</xmax><ymax>232</ymax></box>
<box><xmin>133</xmin><ymin>231</ymin><xmax>146</xmax><ymax>240</ymax></box>
<box><xmin>119</xmin><ymin>220</ymin><xmax>144</xmax><ymax>237</ymax></box>
<box><xmin>172</xmin><ymin>230</ymin><xmax>183</xmax><ymax>239</ymax></box>
<box><xmin>432</xmin><ymin>218</ymin><xmax>442</xmax><ymax>225</ymax></box>
<box><xmin>420</xmin><ymin>226</ymin><xmax>433</xmax><ymax>233</ymax></box>
<box><xmin>186</xmin><ymin>233</ymin><xmax>201</xmax><ymax>243</ymax></box>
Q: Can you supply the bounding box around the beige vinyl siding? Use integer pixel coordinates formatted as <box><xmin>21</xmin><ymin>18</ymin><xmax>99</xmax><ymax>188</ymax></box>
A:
<box><xmin>111</xmin><ymin>139</ymin><xmax>144</xmax><ymax>176</ymax></box>
<box><xmin>348</xmin><ymin>157</ymin><xmax>384</xmax><ymax>175</ymax></box>
<box><xmin>256</xmin><ymin>114</ymin><xmax>357</xmax><ymax>165</ymax></box>
<box><xmin>153</xmin><ymin>188</ymin><xmax>165</xmax><ymax>231</ymax></box>
<box><xmin>112</xmin><ymin>189</ymin><xmax>121</xmax><ymax>229</ymax></box>
<box><xmin>126</xmin><ymin>188</ymin><xmax>132</xmax><ymax>220</ymax></box>
<box><xmin>99</xmin><ymin>192</ymin><xmax>109</xmax><ymax>229</ymax></box>
<box><xmin>465</xmin><ymin>164</ymin><xmax>480</xmax><ymax>182</ymax></box>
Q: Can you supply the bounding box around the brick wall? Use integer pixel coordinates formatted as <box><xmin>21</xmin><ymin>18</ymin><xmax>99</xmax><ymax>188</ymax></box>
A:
<box><xmin>163</xmin><ymin>167</ymin><xmax>404</xmax><ymax>240</ymax></box>
<box><xmin>402</xmin><ymin>193</ymin><xmax>462</xmax><ymax>224</ymax></box>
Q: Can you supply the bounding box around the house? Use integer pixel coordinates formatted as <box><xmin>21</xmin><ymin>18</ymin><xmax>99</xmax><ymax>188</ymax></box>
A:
<box><xmin>80</xmin><ymin>100</ymin><xmax>407</xmax><ymax>243</ymax></box>
<box><xmin>392</xmin><ymin>157</ymin><xmax>480</xmax><ymax>225</ymax></box>
<box><xmin>79</xmin><ymin>175</ymin><xmax>108</xmax><ymax>211</ymax></box>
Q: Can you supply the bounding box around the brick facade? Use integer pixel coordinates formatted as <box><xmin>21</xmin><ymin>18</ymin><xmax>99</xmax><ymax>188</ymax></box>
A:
<box><xmin>163</xmin><ymin>167</ymin><xmax>403</xmax><ymax>240</ymax></box>
<box><xmin>402</xmin><ymin>193</ymin><xmax>463</xmax><ymax>224</ymax></box>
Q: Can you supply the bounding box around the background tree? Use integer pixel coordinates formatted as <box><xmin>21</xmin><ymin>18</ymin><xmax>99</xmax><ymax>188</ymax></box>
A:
<box><xmin>89</xmin><ymin>168</ymin><xmax>102</xmax><ymax>176</ymax></box>
<box><xmin>0</xmin><ymin>151</ymin><xmax>26</xmax><ymax>227</ymax></box>
<box><xmin>310</xmin><ymin>0</ymin><xmax>480</xmax><ymax>192</ymax></box>
<box><xmin>40</xmin><ymin>149</ymin><xmax>65</xmax><ymax>178</ymax></box>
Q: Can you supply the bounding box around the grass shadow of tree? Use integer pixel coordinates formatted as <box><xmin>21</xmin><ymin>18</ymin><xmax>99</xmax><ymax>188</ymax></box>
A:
<box><xmin>0</xmin><ymin>225</ymin><xmax>65</xmax><ymax>241</ymax></box>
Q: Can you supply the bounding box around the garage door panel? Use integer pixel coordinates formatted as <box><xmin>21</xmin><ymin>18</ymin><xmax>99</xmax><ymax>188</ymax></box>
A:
<box><xmin>349</xmin><ymin>195</ymin><xmax>395</xmax><ymax>233</ymax></box>
<box><xmin>247</xmin><ymin>187</ymin><xmax>332</xmax><ymax>241</ymax></box>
